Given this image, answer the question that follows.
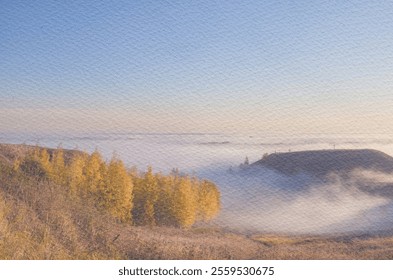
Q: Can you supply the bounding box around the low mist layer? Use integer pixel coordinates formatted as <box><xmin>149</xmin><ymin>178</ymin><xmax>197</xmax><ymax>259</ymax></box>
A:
<box><xmin>201</xmin><ymin>166</ymin><xmax>393</xmax><ymax>234</ymax></box>
<box><xmin>4</xmin><ymin>133</ymin><xmax>393</xmax><ymax>235</ymax></box>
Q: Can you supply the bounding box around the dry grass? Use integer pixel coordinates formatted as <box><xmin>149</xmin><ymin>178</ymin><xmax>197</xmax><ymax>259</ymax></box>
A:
<box><xmin>250</xmin><ymin>234</ymin><xmax>393</xmax><ymax>259</ymax></box>
<box><xmin>1</xmin><ymin>143</ymin><xmax>393</xmax><ymax>260</ymax></box>
<box><xmin>0</xmin><ymin>167</ymin><xmax>260</xmax><ymax>259</ymax></box>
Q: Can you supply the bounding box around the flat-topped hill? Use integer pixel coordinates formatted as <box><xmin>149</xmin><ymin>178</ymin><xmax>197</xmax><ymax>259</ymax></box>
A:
<box><xmin>252</xmin><ymin>149</ymin><xmax>393</xmax><ymax>176</ymax></box>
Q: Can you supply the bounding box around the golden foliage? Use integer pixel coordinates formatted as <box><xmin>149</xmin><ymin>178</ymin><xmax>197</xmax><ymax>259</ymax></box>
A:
<box><xmin>172</xmin><ymin>176</ymin><xmax>197</xmax><ymax>228</ymax></box>
<box><xmin>83</xmin><ymin>150</ymin><xmax>106</xmax><ymax>194</ymax></box>
<box><xmin>13</xmin><ymin>146</ymin><xmax>220</xmax><ymax>228</ymax></box>
<box><xmin>66</xmin><ymin>153</ymin><xmax>86</xmax><ymax>197</ymax></box>
<box><xmin>197</xmin><ymin>180</ymin><xmax>221</xmax><ymax>221</ymax></box>
<box><xmin>132</xmin><ymin>166</ymin><xmax>159</xmax><ymax>226</ymax></box>
<box><xmin>100</xmin><ymin>156</ymin><xmax>133</xmax><ymax>222</ymax></box>
<box><xmin>51</xmin><ymin>148</ymin><xmax>66</xmax><ymax>185</ymax></box>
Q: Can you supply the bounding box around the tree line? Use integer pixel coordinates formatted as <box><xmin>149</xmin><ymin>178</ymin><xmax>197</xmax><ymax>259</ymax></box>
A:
<box><xmin>14</xmin><ymin>147</ymin><xmax>220</xmax><ymax>228</ymax></box>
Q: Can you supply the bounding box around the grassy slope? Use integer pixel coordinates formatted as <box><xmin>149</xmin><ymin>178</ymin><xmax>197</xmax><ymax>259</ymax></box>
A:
<box><xmin>1</xmin><ymin>143</ymin><xmax>393</xmax><ymax>259</ymax></box>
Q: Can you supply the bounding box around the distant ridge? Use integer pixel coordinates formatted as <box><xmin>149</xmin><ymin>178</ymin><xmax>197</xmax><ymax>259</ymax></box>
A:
<box><xmin>252</xmin><ymin>149</ymin><xmax>393</xmax><ymax>176</ymax></box>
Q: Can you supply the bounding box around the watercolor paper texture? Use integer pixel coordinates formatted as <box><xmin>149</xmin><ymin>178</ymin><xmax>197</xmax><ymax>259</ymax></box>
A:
<box><xmin>1</xmin><ymin>1</ymin><xmax>393</xmax><ymax>259</ymax></box>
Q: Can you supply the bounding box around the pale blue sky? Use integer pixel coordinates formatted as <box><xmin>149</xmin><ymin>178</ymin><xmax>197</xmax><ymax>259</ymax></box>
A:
<box><xmin>1</xmin><ymin>0</ymin><xmax>393</xmax><ymax>134</ymax></box>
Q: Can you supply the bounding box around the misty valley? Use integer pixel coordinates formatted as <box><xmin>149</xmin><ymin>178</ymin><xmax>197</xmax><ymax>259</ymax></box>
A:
<box><xmin>222</xmin><ymin>149</ymin><xmax>393</xmax><ymax>234</ymax></box>
<box><xmin>3</xmin><ymin>0</ymin><xmax>393</xmax><ymax>267</ymax></box>
<box><xmin>2</xmin><ymin>133</ymin><xmax>393</xmax><ymax>259</ymax></box>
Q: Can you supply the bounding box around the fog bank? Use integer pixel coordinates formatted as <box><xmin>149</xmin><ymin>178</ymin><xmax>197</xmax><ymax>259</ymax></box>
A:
<box><xmin>4</xmin><ymin>132</ymin><xmax>393</xmax><ymax>234</ymax></box>
<box><xmin>201</xmin><ymin>166</ymin><xmax>393</xmax><ymax>234</ymax></box>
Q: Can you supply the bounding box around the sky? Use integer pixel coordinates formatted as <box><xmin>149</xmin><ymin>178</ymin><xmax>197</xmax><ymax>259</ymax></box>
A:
<box><xmin>1</xmin><ymin>0</ymin><xmax>393</xmax><ymax>135</ymax></box>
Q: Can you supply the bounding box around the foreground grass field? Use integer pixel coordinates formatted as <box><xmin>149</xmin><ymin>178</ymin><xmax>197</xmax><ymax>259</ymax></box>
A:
<box><xmin>1</xmin><ymin>143</ymin><xmax>393</xmax><ymax>259</ymax></box>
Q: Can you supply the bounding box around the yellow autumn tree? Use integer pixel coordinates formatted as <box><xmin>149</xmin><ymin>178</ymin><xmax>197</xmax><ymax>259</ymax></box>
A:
<box><xmin>155</xmin><ymin>173</ymin><xmax>176</xmax><ymax>226</ymax></box>
<box><xmin>82</xmin><ymin>150</ymin><xmax>106</xmax><ymax>196</ymax></box>
<box><xmin>14</xmin><ymin>145</ymin><xmax>222</xmax><ymax>229</ymax></box>
<box><xmin>100</xmin><ymin>156</ymin><xmax>133</xmax><ymax>222</ymax></box>
<box><xmin>132</xmin><ymin>166</ymin><xmax>158</xmax><ymax>226</ymax></box>
<box><xmin>38</xmin><ymin>148</ymin><xmax>53</xmax><ymax>177</ymax></box>
<box><xmin>66</xmin><ymin>153</ymin><xmax>87</xmax><ymax>197</ymax></box>
<box><xmin>197</xmin><ymin>180</ymin><xmax>221</xmax><ymax>221</ymax></box>
<box><xmin>172</xmin><ymin>176</ymin><xmax>197</xmax><ymax>228</ymax></box>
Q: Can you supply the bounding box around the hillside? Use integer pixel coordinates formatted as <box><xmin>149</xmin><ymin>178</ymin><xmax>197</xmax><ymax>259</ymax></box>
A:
<box><xmin>0</xmin><ymin>143</ymin><xmax>253</xmax><ymax>259</ymax></box>
<box><xmin>2</xmin><ymin>143</ymin><xmax>393</xmax><ymax>259</ymax></box>
<box><xmin>0</xmin><ymin>143</ymin><xmax>82</xmax><ymax>165</ymax></box>
<box><xmin>252</xmin><ymin>149</ymin><xmax>393</xmax><ymax>177</ymax></box>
